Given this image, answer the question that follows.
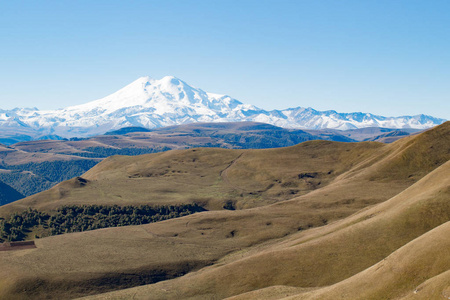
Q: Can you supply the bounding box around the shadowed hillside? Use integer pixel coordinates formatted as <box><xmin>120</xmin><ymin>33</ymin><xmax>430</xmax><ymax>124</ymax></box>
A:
<box><xmin>0</xmin><ymin>122</ymin><xmax>448</xmax><ymax>300</ymax></box>
<box><xmin>0</xmin><ymin>180</ymin><xmax>23</xmax><ymax>206</ymax></box>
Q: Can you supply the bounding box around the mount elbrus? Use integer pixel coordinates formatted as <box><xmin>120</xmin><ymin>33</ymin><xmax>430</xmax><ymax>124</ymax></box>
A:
<box><xmin>0</xmin><ymin>76</ymin><xmax>445</xmax><ymax>140</ymax></box>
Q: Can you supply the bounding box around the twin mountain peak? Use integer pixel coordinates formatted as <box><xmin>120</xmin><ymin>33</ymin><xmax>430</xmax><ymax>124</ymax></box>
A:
<box><xmin>0</xmin><ymin>76</ymin><xmax>446</xmax><ymax>139</ymax></box>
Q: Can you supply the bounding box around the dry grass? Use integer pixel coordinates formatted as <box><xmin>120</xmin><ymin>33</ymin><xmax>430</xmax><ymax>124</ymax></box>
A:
<box><xmin>399</xmin><ymin>269</ymin><xmax>450</xmax><ymax>300</ymax></box>
<box><xmin>283</xmin><ymin>221</ymin><xmax>450</xmax><ymax>300</ymax></box>
<box><xmin>0</xmin><ymin>140</ymin><xmax>386</xmax><ymax>215</ymax></box>
<box><xmin>78</xmin><ymin>160</ymin><xmax>450</xmax><ymax>300</ymax></box>
<box><xmin>0</xmin><ymin>122</ymin><xmax>448</xmax><ymax>300</ymax></box>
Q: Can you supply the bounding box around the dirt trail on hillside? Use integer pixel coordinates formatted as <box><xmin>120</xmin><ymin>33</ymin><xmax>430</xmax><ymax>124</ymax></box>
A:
<box><xmin>220</xmin><ymin>153</ymin><xmax>245</xmax><ymax>191</ymax></box>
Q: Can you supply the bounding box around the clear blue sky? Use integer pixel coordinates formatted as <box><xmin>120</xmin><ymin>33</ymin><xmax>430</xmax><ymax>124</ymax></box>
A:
<box><xmin>0</xmin><ymin>0</ymin><xmax>449</xmax><ymax>119</ymax></box>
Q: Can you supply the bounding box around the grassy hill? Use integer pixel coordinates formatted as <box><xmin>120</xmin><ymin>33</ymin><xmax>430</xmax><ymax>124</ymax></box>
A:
<box><xmin>0</xmin><ymin>122</ymin><xmax>419</xmax><ymax>203</ymax></box>
<box><xmin>0</xmin><ymin>122</ymin><xmax>352</xmax><ymax>202</ymax></box>
<box><xmin>1</xmin><ymin>138</ymin><xmax>392</xmax><ymax>216</ymax></box>
<box><xmin>0</xmin><ymin>122</ymin><xmax>447</xmax><ymax>299</ymax></box>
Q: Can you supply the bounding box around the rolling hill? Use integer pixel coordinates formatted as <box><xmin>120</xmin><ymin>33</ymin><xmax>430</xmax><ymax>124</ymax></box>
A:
<box><xmin>0</xmin><ymin>122</ymin><xmax>448</xmax><ymax>299</ymax></box>
<box><xmin>0</xmin><ymin>121</ymin><xmax>352</xmax><ymax>204</ymax></box>
<box><xmin>0</xmin><ymin>121</ymin><xmax>422</xmax><ymax>205</ymax></box>
<box><xmin>0</xmin><ymin>121</ymin><xmax>387</xmax><ymax>204</ymax></box>
<box><xmin>82</xmin><ymin>160</ymin><xmax>450</xmax><ymax>300</ymax></box>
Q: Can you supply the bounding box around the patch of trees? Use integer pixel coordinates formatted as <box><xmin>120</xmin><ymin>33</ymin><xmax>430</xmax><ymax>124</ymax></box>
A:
<box><xmin>0</xmin><ymin>171</ymin><xmax>53</xmax><ymax>197</ymax></box>
<box><xmin>187</xmin><ymin>131</ymin><xmax>316</xmax><ymax>150</ymax></box>
<box><xmin>0</xmin><ymin>204</ymin><xmax>205</xmax><ymax>242</ymax></box>
<box><xmin>68</xmin><ymin>146</ymin><xmax>173</xmax><ymax>158</ymax></box>
<box><xmin>0</xmin><ymin>160</ymin><xmax>99</xmax><ymax>198</ymax></box>
<box><xmin>6</xmin><ymin>160</ymin><xmax>99</xmax><ymax>183</ymax></box>
<box><xmin>0</xmin><ymin>208</ymin><xmax>48</xmax><ymax>241</ymax></box>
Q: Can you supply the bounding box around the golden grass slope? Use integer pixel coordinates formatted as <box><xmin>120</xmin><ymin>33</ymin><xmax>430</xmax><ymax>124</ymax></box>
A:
<box><xmin>0</xmin><ymin>122</ymin><xmax>448</xmax><ymax>299</ymax></box>
<box><xmin>284</xmin><ymin>221</ymin><xmax>450</xmax><ymax>300</ymax></box>
<box><xmin>227</xmin><ymin>223</ymin><xmax>450</xmax><ymax>300</ymax></box>
<box><xmin>400</xmin><ymin>269</ymin><xmax>450</xmax><ymax>300</ymax></box>
<box><xmin>79</xmin><ymin>154</ymin><xmax>450</xmax><ymax>300</ymax></box>
<box><xmin>0</xmin><ymin>140</ymin><xmax>386</xmax><ymax>215</ymax></box>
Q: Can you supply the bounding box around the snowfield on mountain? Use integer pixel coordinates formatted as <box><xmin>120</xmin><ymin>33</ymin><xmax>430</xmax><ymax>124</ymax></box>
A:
<box><xmin>0</xmin><ymin>76</ymin><xmax>445</xmax><ymax>139</ymax></box>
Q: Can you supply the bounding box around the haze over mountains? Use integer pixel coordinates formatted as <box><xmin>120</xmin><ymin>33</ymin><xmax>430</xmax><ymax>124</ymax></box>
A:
<box><xmin>0</xmin><ymin>76</ymin><xmax>445</xmax><ymax>142</ymax></box>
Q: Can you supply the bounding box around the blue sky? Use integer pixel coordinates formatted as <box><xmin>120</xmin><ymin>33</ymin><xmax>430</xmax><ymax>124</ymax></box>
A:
<box><xmin>0</xmin><ymin>0</ymin><xmax>449</xmax><ymax>119</ymax></box>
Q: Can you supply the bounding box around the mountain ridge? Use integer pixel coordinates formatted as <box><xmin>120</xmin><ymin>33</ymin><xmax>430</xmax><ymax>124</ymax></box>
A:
<box><xmin>0</xmin><ymin>76</ymin><xmax>445</xmax><ymax>140</ymax></box>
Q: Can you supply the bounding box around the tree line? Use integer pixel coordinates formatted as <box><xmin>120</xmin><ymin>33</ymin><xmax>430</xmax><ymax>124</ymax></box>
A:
<box><xmin>67</xmin><ymin>146</ymin><xmax>172</xmax><ymax>158</ymax></box>
<box><xmin>0</xmin><ymin>160</ymin><xmax>99</xmax><ymax>197</ymax></box>
<box><xmin>0</xmin><ymin>204</ymin><xmax>205</xmax><ymax>242</ymax></box>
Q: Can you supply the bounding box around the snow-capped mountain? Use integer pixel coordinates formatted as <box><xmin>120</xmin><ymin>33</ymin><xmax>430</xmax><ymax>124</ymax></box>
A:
<box><xmin>0</xmin><ymin>76</ymin><xmax>446</xmax><ymax>140</ymax></box>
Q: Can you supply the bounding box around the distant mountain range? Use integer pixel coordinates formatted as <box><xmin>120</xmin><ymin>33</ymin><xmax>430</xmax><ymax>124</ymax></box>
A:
<box><xmin>0</xmin><ymin>76</ymin><xmax>446</xmax><ymax>142</ymax></box>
